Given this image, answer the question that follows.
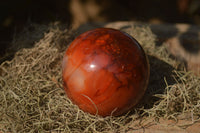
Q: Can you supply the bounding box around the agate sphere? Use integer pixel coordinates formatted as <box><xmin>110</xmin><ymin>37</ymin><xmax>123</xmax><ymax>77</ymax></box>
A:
<box><xmin>62</xmin><ymin>28</ymin><xmax>149</xmax><ymax>117</ymax></box>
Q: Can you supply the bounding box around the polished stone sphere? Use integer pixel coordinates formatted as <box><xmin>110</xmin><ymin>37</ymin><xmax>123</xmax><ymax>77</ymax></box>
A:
<box><xmin>62</xmin><ymin>28</ymin><xmax>149</xmax><ymax>117</ymax></box>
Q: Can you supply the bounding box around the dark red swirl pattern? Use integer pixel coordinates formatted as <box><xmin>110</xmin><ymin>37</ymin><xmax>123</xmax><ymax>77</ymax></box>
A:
<box><xmin>62</xmin><ymin>28</ymin><xmax>149</xmax><ymax>117</ymax></box>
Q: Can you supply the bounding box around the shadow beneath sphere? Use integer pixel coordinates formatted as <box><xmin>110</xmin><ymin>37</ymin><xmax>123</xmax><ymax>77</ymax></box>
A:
<box><xmin>137</xmin><ymin>55</ymin><xmax>176</xmax><ymax>110</ymax></box>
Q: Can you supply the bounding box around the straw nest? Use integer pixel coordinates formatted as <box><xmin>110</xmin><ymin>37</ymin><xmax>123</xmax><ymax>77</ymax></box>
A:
<box><xmin>0</xmin><ymin>23</ymin><xmax>199</xmax><ymax>132</ymax></box>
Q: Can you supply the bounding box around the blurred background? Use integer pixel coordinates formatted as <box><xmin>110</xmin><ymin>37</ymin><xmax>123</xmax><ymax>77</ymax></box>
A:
<box><xmin>0</xmin><ymin>0</ymin><xmax>200</xmax><ymax>60</ymax></box>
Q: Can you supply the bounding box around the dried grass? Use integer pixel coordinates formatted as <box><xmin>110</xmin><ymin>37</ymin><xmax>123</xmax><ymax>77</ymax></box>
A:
<box><xmin>0</xmin><ymin>23</ymin><xmax>199</xmax><ymax>132</ymax></box>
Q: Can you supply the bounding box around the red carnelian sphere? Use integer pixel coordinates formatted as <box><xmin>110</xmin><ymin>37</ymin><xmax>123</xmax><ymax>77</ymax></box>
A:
<box><xmin>62</xmin><ymin>28</ymin><xmax>149</xmax><ymax>117</ymax></box>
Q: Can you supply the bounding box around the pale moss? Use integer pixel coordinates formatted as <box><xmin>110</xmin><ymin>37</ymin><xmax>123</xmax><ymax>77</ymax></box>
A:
<box><xmin>0</xmin><ymin>23</ymin><xmax>199</xmax><ymax>132</ymax></box>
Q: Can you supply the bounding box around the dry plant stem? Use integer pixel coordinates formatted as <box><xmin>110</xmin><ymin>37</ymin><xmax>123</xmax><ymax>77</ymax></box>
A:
<box><xmin>0</xmin><ymin>23</ymin><xmax>199</xmax><ymax>132</ymax></box>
